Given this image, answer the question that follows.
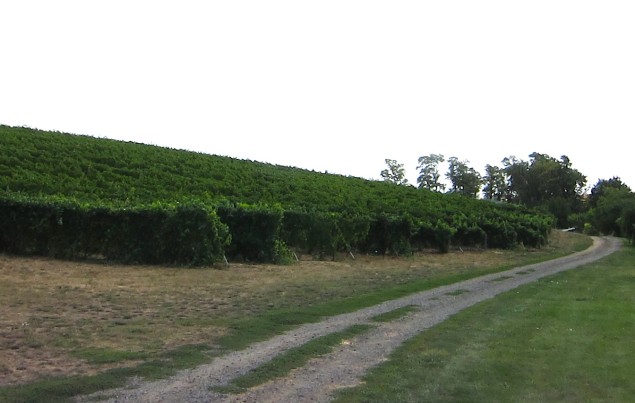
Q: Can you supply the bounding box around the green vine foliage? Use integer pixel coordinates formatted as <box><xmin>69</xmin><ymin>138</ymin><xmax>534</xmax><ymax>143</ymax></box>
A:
<box><xmin>217</xmin><ymin>204</ymin><xmax>284</xmax><ymax>263</ymax></box>
<box><xmin>0</xmin><ymin>125</ymin><xmax>554</xmax><ymax>264</ymax></box>
<box><xmin>0</xmin><ymin>196</ymin><xmax>229</xmax><ymax>266</ymax></box>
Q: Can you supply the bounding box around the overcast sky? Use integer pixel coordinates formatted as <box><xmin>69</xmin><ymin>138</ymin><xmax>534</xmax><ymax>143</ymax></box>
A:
<box><xmin>2</xmin><ymin>1</ymin><xmax>634</xmax><ymax>190</ymax></box>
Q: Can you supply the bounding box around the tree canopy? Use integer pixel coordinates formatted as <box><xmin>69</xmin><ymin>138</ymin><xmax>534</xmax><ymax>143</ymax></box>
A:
<box><xmin>501</xmin><ymin>153</ymin><xmax>587</xmax><ymax>227</ymax></box>
<box><xmin>446</xmin><ymin>157</ymin><xmax>481</xmax><ymax>198</ymax></box>
<box><xmin>587</xmin><ymin>178</ymin><xmax>635</xmax><ymax>239</ymax></box>
<box><xmin>482</xmin><ymin>164</ymin><xmax>506</xmax><ymax>201</ymax></box>
<box><xmin>416</xmin><ymin>154</ymin><xmax>445</xmax><ymax>192</ymax></box>
<box><xmin>380</xmin><ymin>159</ymin><xmax>409</xmax><ymax>186</ymax></box>
<box><xmin>387</xmin><ymin>150</ymin><xmax>633</xmax><ymax>238</ymax></box>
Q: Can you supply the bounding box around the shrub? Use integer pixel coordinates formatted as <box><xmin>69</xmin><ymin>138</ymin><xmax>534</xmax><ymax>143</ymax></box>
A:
<box><xmin>217</xmin><ymin>204</ymin><xmax>284</xmax><ymax>263</ymax></box>
<box><xmin>0</xmin><ymin>196</ymin><xmax>229</xmax><ymax>266</ymax></box>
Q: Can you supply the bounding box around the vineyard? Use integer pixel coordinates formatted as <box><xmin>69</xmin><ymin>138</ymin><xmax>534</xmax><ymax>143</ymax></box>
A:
<box><xmin>0</xmin><ymin>125</ymin><xmax>553</xmax><ymax>265</ymax></box>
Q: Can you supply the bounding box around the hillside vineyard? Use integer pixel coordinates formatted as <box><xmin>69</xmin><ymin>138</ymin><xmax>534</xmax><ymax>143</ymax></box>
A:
<box><xmin>0</xmin><ymin>125</ymin><xmax>552</xmax><ymax>265</ymax></box>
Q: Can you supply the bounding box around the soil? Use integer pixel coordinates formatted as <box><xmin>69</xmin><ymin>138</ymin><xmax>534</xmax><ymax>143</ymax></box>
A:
<box><xmin>79</xmin><ymin>236</ymin><xmax>621</xmax><ymax>402</ymax></box>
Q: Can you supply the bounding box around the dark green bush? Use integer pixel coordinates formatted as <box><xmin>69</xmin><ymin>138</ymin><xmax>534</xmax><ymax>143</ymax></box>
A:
<box><xmin>433</xmin><ymin>220</ymin><xmax>457</xmax><ymax>254</ymax></box>
<box><xmin>362</xmin><ymin>214</ymin><xmax>415</xmax><ymax>256</ymax></box>
<box><xmin>281</xmin><ymin>211</ymin><xmax>371</xmax><ymax>258</ymax></box>
<box><xmin>0</xmin><ymin>196</ymin><xmax>229</xmax><ymax>266</ymax></box>
<box><xmin>481</xmin><ymin>218</ymin><xmax>518</xmax><ymax>249</ymax></box>
<box><xmin>217</xmin><ymin>204</ymin><xmax>284</xmax><ymax>263</ymax></box>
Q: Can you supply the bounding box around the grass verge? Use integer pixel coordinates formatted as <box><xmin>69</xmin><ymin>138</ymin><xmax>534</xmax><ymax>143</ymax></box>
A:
<box><xmin>334</xmin><ymin>243</ymin><xmax>635</xmax><ymax>402</ymax></box>
<box><xmin>213</xmin><ymin>324</ymin><xmax>372</xmax><ymax>395</ymax></box>
<box><xmin>0</xmin><ymin>344</ymin><xmax>212</xmax><ymax>403</ymax></box>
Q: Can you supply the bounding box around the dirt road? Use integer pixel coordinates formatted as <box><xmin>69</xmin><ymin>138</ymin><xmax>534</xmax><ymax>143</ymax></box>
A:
<box><xmin>82</xmin><ymin>236</ymin><xmax>621</xmax><ymax>402</ymax></box>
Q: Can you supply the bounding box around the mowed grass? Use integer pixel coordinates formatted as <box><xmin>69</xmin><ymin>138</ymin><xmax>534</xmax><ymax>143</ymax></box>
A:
<box><xmin>0</xmin><ymin>231</ymin><xmax>589</xmax><ymax>401</ymax></box>
<box><xmin>334</xmin><ymin>242</ymin><xmax>635</xmax><ymax>402</ymax></box>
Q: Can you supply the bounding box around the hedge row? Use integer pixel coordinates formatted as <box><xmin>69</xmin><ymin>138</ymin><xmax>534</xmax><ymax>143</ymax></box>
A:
<box><xmin>219</xmin><ymin>204</ymin><xmax>553</xmax><ymax>261</ymax></box>
<box><xmin>217</xmin><ymin>203</ymin><xmax>287</xmax><ymax>263</ymax></box>
<box><xmin>0</xmin><ymin>197</ymin><xmax>230</xmax><ymax>266</ymax></box>
<box><xmin>0</xmin><ymin>197</ymin><xmax>553</xmax><ymax>265</ymax></box>
<box><xmin>292</xmin><ymin>211</ymin><xmax>552</xmax><ymax>256</ymax></box>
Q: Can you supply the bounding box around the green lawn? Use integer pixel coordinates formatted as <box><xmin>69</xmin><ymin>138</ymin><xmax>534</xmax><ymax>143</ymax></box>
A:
<box><xmin>335</xmin><ymin>243</ymin><xmax>635</xmax><ymax>402</ymax></box>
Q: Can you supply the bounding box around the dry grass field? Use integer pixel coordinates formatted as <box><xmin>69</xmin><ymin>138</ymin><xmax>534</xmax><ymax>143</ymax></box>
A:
<box><xmin>0</xmin><ymin>231</ymin><xmax>585</xmax><ymax>386</ymax></box>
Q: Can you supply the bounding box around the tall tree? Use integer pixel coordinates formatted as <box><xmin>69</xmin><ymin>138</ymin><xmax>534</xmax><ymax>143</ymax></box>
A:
<box><xmin>380</xmin><ymin>159</ymin><xmax>409</xmax><ymax>185</ymax></box>
<box><xmin>482</xmin><ymin>164</ymin><xmax>506</xmax><ymax>201</ymax></box>
<box><xmin>502</xmin><ymin>156</ymin><xmax>529</xmax><ymax>203</ymax></box>
<box><xmin>589</xmin><ymin>177</ymin><xmax>631</xmax><ymax>209</ymax></box>
<box><xmin>592</xmin><ymin>187</ymin><xmax>635</xmax><ymax>236</ymax></box>
<box><xmin>503</xmin><ymin>153</ymin><xmax>586</xmax><ymax>226</ymax></box>
<box><xmin>446</xmin><ymin>157</ymin><xmax>481</xmax><ymax>198</ymax></box>
<box><xmin>620</xmin><ymin>202</ymin><xmax>635</xmax><ymax>243</ymax></box>
<box><xmin>416</xmin><ymin>154</ymin><xmax>445</xmax><ymax>192</ymax></box>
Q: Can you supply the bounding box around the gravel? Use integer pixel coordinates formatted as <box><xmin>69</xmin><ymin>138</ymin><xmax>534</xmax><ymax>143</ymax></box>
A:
<box><xmin>79</xmin><ymin>236</ymin><xmax>620</xmax><ymax>403</ymax></box>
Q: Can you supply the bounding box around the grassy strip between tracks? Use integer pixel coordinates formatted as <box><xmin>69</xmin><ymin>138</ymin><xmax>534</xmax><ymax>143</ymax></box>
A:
<box><xmin>213</xmin><ymin>324</ymin><xmax>373</xmax><ymax>395</ymax></box>
<box><xmin>214</xmin><ymin>304</ymin><xmax>422</xmax><ymax>395</ymax></box>
<box><xmin>370</xmin><ymin>305</ymin><xmax>420</xmax><ymax>323</ymax></box>
<box><xmin>335</xmin><ymin>243</ymin><xmax>635</xmax><ymax>402</ymax></box>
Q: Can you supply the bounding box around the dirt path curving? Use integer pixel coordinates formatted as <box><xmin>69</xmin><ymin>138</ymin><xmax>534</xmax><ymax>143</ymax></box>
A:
<box><xmin>80</xmin><ymin>236</ymin><xmax>621</xmax><ymax>403</ymax></box>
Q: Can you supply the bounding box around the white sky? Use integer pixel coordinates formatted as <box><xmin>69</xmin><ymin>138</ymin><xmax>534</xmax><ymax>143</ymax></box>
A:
<box><xmin>1</xmin><ymin>1</ymin><xmax>634</xmax><ymax>191</ymax></box>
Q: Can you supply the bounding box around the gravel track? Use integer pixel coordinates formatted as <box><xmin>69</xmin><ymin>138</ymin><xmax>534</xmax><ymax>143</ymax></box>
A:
<box><xmin>80</xmin><ymin>236</ymin><xmax>620</xmax><ymax>403</ymax></box>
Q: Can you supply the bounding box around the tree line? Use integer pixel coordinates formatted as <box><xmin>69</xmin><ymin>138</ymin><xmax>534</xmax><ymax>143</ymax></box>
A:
<box><xmin>381</xmin><ymin>154</ymin><xmax>635</xmax><ymax>241</ymax></box>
